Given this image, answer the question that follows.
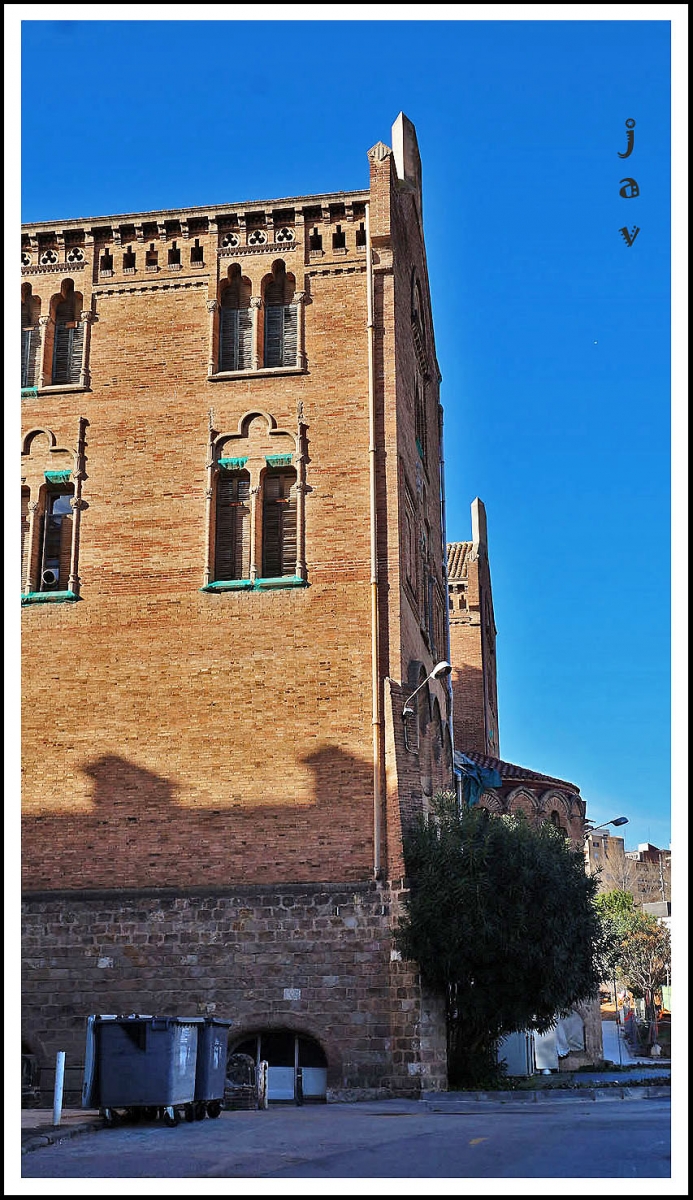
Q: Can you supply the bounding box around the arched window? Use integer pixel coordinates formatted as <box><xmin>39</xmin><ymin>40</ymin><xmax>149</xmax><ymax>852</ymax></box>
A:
<box><xmin>262</xmin><ymin>468</ymin><xmax>297</xmax><ymax>578</ymax></box>
<box><xmin>21</xmin><ymin>286</ymin><xmax>41</xmax><ymax>388</ymax></box>
<box><xmin>219</xmin><ymin>266</ymin><xmax>253</xmax><ymax>372</ymax></box>
<box><xmin>52</xmin><ymin>281</ymin><xmax>84</xmax><ymax>385</ymax></box>
<box><xmin>39</xmin><ymin>484</ymin><xmax>74</xmax><ymax>592</ymax></box>
<box><xmin>263</xmin><ymin>262</ymin><xmax>297</xmax><ymax>368</ymax></box>
<box><xmin>214</xmin><ymin>469</ymin><xmax>251</xmax><ymax>581</ymax></box>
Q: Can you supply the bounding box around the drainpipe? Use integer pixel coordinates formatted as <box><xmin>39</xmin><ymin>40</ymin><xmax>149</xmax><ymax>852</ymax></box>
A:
<box><xmin>366</xmin><ymin>201</ymin><xmax>382</xmax><ymax>879</ymax></box>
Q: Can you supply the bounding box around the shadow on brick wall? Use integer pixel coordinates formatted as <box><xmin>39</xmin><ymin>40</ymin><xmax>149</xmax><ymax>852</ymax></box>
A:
<box><xmin>22</xmin><ymin>744</ymin><xmax>375</xmax><ymax>890</ymax></box>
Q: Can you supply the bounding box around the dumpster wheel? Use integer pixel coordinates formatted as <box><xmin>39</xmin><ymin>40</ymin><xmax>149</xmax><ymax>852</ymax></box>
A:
<box><xmin>207</xmin><ymin>1100</ymin><xmax>222</xmax><ymax>1119</ymax></box>
<box><xmin>184</xmin><ymin>1103</ymin><xmax>195</xmax><ymax>1122</ymax></box>
<box><xmin>194</xmin><ymin>1101</ymin><xmax>207</xmax><ymax>1121</ymax></box>
<box><xmin>163</xmin><ymin>1106</ymin><xmax>180</xmax><ymax>1127</ymax></box>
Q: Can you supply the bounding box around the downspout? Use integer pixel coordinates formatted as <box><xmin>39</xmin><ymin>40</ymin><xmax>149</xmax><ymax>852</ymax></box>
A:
<box><xmin>366</xmin><ymin>200</ymin><xmax>383</xmax><ymax>879</ymax></box>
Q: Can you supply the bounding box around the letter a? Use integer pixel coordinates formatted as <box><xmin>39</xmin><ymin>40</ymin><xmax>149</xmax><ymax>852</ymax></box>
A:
<box><xmin>619</xmin><ymin>178</ymin><xmax>640</xmax><ymax>199</ymax></box>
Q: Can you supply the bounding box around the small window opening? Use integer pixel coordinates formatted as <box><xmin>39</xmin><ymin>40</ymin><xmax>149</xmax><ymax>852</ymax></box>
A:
<box><xmin>309</xmin><ymin>227</ymin><xmax>323</xmax><ymax>251</ymax></box>
<box><xmin>190</xmin><ymin>238</ymin><xmax>204</xmax><ymax>264</ymax></box>
<box><xmin>146</xmin><ymin>244</ymin><xmax>158</xmax><ymax>269</ymax></box>
<box><xmin>100</xmin><ymin>250</ymin><xmax>113</xmax><ymax>272</ymax></box>
<box><xmin>355</xmin><ymin>222</ymin><xmax>366</xmax><ymax>248</ymax></box>
<box><xmin>123</xmin><ymin>246</ymin><xmax>136</xmax><ymax>270</ymax></box>
<box><xmin>332</xmin><ymin>225</ymin><xmax>346</xmax><ymax>250</ymax></box>
<box><xmin>168</xmin><ymin>241</ymin><xmax>181</xmax><ymax>266</ymax></box>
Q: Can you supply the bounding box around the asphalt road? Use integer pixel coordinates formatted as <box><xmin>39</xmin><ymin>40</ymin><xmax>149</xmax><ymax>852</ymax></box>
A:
<box><xmin>19</xmin><ymin>1097</ymin><xmax>671</xmax><ymax>1181</ymax></box>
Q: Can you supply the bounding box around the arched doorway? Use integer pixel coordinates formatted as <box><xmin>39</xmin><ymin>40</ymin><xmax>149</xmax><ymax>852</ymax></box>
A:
<box><xmin>230</xmin><ymin>1029</ymin><xmax>328</xmax><ymax>1103</ymax></box>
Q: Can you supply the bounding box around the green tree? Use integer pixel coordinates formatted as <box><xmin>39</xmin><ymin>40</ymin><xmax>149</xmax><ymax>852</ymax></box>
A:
<box><xmin>612</xmin><ymin>911</ymin><xmax>670</xmax><ymax>1044</ymax></box>
<box><xmin>395</xmin><ymin>794</ymin><xmax>604</xmax><ymax>1087</ymax></box>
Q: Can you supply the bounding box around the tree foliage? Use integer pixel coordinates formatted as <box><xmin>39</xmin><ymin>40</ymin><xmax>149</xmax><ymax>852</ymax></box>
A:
<box><xmin>597</xmin><ymin>896</ymin><xmax>671</xmax><ymax>1038</ymax></box>
<box><xmin>395</xmin><ymin>794</ymin><xmax>604</xmax><ymax>1086</ymax></box>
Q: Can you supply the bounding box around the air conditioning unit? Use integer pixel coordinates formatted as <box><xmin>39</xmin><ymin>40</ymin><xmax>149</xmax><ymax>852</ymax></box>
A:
<box><xmin>41</xmin><ymin>568</ymin><xmax>59</xmax><ymax>588</ymax></box>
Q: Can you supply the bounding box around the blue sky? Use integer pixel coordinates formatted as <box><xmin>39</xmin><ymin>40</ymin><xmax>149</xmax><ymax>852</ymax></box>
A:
<box><xmin>12</xmin><ymin>9</ymin><xmax>682</xmax><ymax>852</ymax></box>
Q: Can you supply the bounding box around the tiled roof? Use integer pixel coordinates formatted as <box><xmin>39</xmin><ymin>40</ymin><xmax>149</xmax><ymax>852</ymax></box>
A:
<box><xmin>455</xmin><ymin>748</ymin><xmax>580</xmax><ymax>794</ymax></box>
<box><xmin>447</xmin><ymin>541</ymin><xmax>472</xmax><ymax>581</ymax></box>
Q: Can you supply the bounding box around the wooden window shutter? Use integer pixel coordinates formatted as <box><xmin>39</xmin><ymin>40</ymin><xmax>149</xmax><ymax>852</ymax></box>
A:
<box><xmin>215</xmin><ymin>472</ymin><xmax>250</xmax><ymax>580</ymax></box>
<box><xmin>282</xmin><ymin>305</ymin><xmax>298</xmax><ymax>366</ymax></box>
<box><xmin>21</xmin><ymin>491</ymin><xmax>30</xmax><ymax>590</ymax></box>
<box><xmin>22</xmin><ymin>328</ymin><xmax>41</xmax><ymax>388</ymax></box>
<box><xmin>237</xmin><ymin>306</ymin><xmax>253</xmax><ymax>370</ymax></box>
<box><xmin>52</xmin><ymin>324</ymin><xmax>73</xmax><ymax>384</ymax></box>
<box><xmin>69</xmin><ymin>321</ymin><xmax>85</xmax><ymax>383</ymax></box>
<box><xmin>219</xmin><ymin>307</ymin><xmax>239</xmax><ymax>372</ymax></box>
<box><xmin>262</xmin><ymin>470</ymin><xmax>297</xmax><ymax>578</ymax></box>
<box><xmin>264</xmin><ymin>306</ymin><xmax>283</xmax><ymax>368</ymax></box>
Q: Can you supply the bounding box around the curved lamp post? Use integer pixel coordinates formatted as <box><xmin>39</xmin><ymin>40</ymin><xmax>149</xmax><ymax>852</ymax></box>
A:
<box><xmin>402</xmin><ymin>661</ymin><xmax>452</xmax><ymax>718</ymax></box>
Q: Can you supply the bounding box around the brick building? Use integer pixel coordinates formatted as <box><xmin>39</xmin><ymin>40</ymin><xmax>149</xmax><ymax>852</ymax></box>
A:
<box><xmin>20</xmin><ymin>114</ymin><xmax>454</xmax><ymax>1102</ymax></box>
<box><xmin>585</xmin><ymin>834</ymin><xmax>672</xmax><ymax>908</ymax></box>
<box><xmin>447</xmin><ymin>503</ymin><xmax>602</xmax><ymax>1069</ymax></box>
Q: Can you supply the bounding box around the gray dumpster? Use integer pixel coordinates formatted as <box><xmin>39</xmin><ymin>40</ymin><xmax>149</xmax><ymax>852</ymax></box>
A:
<box><xmin>192</xmin><ymin>1017</ymin><xmax>233</xmax><ymax>1119</ymax></box>
<box><xmin>82</xmin><ymin>1014</ymin><xmax>203</xmax><ymax>1126</ymax></box>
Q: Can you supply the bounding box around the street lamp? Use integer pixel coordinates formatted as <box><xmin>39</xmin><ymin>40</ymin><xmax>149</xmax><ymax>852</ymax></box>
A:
<box><xmin>584</xmin><ymin>817</ymin><xmax>629</xmax><ymax>834</ymax></box>
<box><xmin>402</xmin><ymin>661</ymin><xmax>452</xmax><ymax>718</ymax></box>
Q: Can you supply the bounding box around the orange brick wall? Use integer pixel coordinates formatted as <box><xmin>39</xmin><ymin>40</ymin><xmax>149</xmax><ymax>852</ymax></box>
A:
<box><xmin>21</xmin><ymin>151</ymin><xmax>452</xmax><ymax>894</ymax></box>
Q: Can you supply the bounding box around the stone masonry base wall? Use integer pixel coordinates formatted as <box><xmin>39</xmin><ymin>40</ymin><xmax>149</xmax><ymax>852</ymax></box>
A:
<box><xmin>22</xmin><ymin>881</ymin><xmax>448</xmax><ymax>1105</ymax></box>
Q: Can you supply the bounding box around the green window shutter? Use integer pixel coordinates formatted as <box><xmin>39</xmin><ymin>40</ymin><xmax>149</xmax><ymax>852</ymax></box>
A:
<box><xmin>215</xmin><ymin>473</ymin><xmax>250</xmax><ymax>580</ymax></box>
<box><xmin>219</xmin><ymin>307</ymin><xmax>239</xmax><ymax>372</ymax></box>
<box><xmin>264</xmin><ymin>306</ymin><xmax>283</xmax><ymax>368</ymax></box>
<box><xmin>282</xmin><ymin>305</ymin><xmax>298</xmax><ymax>366</ymax></box>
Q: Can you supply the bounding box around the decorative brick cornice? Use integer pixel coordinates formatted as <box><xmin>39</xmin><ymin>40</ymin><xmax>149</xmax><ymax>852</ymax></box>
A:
<box><xmin>218</xmin><ymin>243</ymin><xmax>296</xmax><ymax>257</ymax></box>
<box><xmin>93</xmin><ymin>279</ymin><xmax>208</xmax><ymax>297</ymax></box>
<box><xmin>21</xmin><ymin>262</ymin><xmax>86</xmax><ymax>275</ymax></box>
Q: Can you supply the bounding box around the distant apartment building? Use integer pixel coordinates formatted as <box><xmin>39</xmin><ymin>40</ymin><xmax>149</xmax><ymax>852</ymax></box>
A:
<box><xmin>585</xmin><ymin>835</ymin><xmax>671</xmax><ymax>907</ymax></box>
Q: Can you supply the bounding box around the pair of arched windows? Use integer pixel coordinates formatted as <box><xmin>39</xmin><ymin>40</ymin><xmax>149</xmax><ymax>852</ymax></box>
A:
<box><xmin>21</xmin><ymin>280</ymin><xmax>86</xmax><ymax>389</ymax></box>
<box><xmin>217</xmin><ymin>262</ymin><xmax>298</xmax><ymax>374</ymax></box>
<box><xmin>214</xmin><ymin>467</ymin><xmax>298</xmax><ymax>583</ymax></box>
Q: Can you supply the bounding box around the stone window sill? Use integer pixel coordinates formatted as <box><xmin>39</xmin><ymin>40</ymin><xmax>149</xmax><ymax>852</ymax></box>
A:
<box><xmin>208</xmin><ymin>366</ymin><xmax>307</xmax><ymax>381</ymax></box>
<box><xmin>22</xmin><ymin>590</ymin><xmax>80</xmax><ymax>606</ymax></box>
<box><xmin>28</xmin><ymin>384</ymin><xmax>90</xmax><ymax>395</ymax></box>
<box><xmin>201</xmin><ymin>576</ymin><xmax>308</xmax><ymax>593</ymax></box>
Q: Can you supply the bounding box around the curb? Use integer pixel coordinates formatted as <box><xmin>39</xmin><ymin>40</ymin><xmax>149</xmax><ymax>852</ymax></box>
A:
<box><xmin>21</xmin><ymin>1118</ymin><xmax>104</xmax><ymax>1155</ymax></box>
<box><xmin>422</xmin><ymin>1084</ymin><xmax>671</xmax><ymax>1109</ymax></box>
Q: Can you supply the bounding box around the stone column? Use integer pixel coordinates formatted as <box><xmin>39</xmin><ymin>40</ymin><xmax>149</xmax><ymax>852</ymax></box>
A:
<box><xmin>249</xmin><ymin>480</ymin><xmax>261</xmax><ymax>582</ymax></box>
<box><xmin>294</xmin><ymin>291</ymin><xmax>306</xmax><ymax>369</ymax></box>
<box><xmin>37</xmin><ymin>316</ymin><xmax>52</xmax><ymax>389</ymax></box>
<box><xmin>79</xmin><ymin>310</ymin><xmax>94</xmax><ymax>389</ymax></box>
<box><xmin>206</xmin><ymin>299</ymin><xmax>218</xmax><ymax>376</ymax></box>
<box><xmin>250</xmin><ymin>296</ymin><xmax>262</xmax><ymax>371</ymax></box>
<box><xmin>25</xmin><ymin>500</ymin><xmax>39</xmax><ymax>593</ymax></box>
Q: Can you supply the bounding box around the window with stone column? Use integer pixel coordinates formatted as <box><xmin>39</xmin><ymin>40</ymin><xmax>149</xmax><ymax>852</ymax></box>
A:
<box><xmin>202</xmin><ymin>409</ymin><xmax>308</xmax><ymax>593</ymax></box>
<box><xmin>40</xmin><ymin>279</ymin><xmax>92</xmax><ymax>390</ymax></box>
<box><xmin>20</xmin><ymin>420</ymin><xmax>88</xmax><ymax>604</ymax></box>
